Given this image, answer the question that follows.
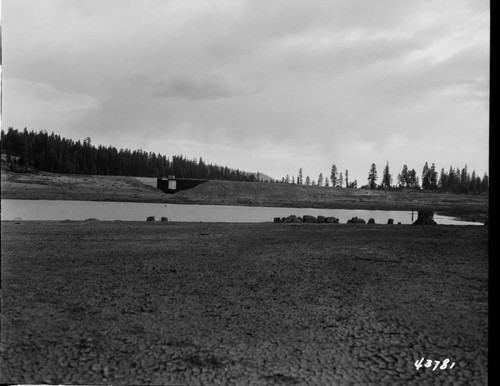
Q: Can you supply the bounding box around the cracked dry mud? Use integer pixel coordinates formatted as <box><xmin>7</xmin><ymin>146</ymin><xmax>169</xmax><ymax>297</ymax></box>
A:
<box><xmin>1</xmin><ymin>221</ymin><xmax>488</xmax><ymax>385</ymax></box>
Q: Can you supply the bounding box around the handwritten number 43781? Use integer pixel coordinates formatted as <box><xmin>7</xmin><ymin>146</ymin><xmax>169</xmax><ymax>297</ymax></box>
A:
<box><xmin>415</xmin><ymin>358</ymin><xmax>456</xmax><ymax>371</ymax></box>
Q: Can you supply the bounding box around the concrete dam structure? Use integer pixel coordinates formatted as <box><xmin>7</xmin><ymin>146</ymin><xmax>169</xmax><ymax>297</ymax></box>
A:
<box><xmin>157</xmin><ymin>177</ymin><xmax>208</xmax><ymax>194</ymax></box>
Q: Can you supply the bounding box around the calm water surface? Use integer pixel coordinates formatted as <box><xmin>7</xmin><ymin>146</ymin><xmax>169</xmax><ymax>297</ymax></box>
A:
<box><xmin>0</xmin><ymin>199</ymin><xmax>480</xmax><ymax>225</ymax></box>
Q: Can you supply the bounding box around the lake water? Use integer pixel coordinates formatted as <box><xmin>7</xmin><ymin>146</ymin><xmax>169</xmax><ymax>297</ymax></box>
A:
<box><xmin>0</xmin><ymin>199</ymin><xmax>481</xmax><ymax>225</ymax></box>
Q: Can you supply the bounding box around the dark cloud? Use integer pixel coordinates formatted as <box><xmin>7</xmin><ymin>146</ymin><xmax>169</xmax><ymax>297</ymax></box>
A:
<box><xmin>152</xmin><ymin>73</ymin><xmax>264</xmax><ymax>100</ymax></box>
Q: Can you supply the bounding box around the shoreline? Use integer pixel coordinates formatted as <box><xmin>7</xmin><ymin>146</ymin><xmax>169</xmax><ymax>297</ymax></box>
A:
<box><xmin>0</xmin><ymin>196</ymin><xmax>487</xmax><ymax>224</ymax></box>
<box><xmin>1</xmin><ymin>170</ymin><xmax>489</xmax><ymax>223</ymax></box>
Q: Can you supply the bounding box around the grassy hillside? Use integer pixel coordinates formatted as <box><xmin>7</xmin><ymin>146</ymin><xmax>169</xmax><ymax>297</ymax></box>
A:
<box><xmin>0</xmin><ymin>171</ymin><xmax>488</xmax><ymax>221</ymax></box>
<box><xmin>0</xmin><ymin>171</ymin><xmax>168</xmax><ymax>203</ymax></box>
<box><xmin>166</xmin><ymin>180</ymin><xmax>488</xmax><ymax>221</ymax></box>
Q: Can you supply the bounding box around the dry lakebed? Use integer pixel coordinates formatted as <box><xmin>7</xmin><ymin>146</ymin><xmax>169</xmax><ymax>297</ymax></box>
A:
<box><xmin>0</xmin><ymin>220</ymin><xmax>488</xmax><ymax>385</ymax></box>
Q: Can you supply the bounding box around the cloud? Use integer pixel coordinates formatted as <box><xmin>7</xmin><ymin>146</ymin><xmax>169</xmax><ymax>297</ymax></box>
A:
<box><xmin>2</xmin><ymin>78</ymin><xmax>101</xmax><ymax>131</ymax></box>
<box><xmin>152</xmin><ymin>71</ymin><xmax>264</xmax><ymax>100</ymax></box>
<box><xmin>1</xmin><ymin>0</ymin><xmax>489</xmax><ymax>182</ymax></box>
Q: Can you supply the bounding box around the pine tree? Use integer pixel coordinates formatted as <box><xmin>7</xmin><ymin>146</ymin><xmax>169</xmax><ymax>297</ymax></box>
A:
<box><xmin>305</xmin><ymin>175</ymin><xmax>311</xmax><ymax>185</ymax></box>
<box><xmin>481</xmin><ymin>172</ymin><xmax>489</xmax><ymax>192</ymax></box>
<box><xmin>460</xmin><ymin>165</ymin><xmax>469</xmax><ymax>192</ymax></box>
<box><xmin>422</xmin><ymin>162</ymin><xmax>430</xmax><ymax>190</ymax></box>
<box><xmin>409</xmin><ymin>169</ymin><xmax>417</xmax><ymax>189</ymax></box>
<box><xmin>318</xmin><ymin>173</ymin><xmax>323</xmax><ymax>186</ymax></box>
<box><xmin>330</xmin><ymin>164</ymin><xmax>338</xmax><ymax>187</ymax></box>
<box><xmin>469</xmin><ymin>170</ymin><xmax>477</xmax><ymax>192</ymax></box>
<box><xmin>339</xmin><ymin>172</ymin><xmax>343</xmax><ymax>188</ymax></box>
<box><xmin>345</xmin><ymin>169</ymin><xmax>349</xmax><ymax>188</ymax></box>
<box><xmin>382</xmin><ymin>161</ymin><xmax>391</xmax><ymax>189</ymax></box>
<box><xmin>400</xmin><ymin>164</ymin><xmax>409</xmax><ymax>188</ymax></box>
<box><xmin>439</xmin><ymin>168</ymin><xmax>447</xmax><ymax>190</ymax></box>
<box><xmin>429</xmin><ymin>163</ymin><xmax>438</xmax><ymax>190</ymax></box>
<box><xmin>368</xmin><ymin>163</ymin><xmax>378</xmax><ymax>189</ymax></box>
<box><xmin>298</xmin><ymin>168</ymin><xmax>303</xmax><ymax>185</ymax></box>
<box><xmin>448</xmin><ymin>166</ymin><xmax>457</xmax><ymax>191</ymax></box>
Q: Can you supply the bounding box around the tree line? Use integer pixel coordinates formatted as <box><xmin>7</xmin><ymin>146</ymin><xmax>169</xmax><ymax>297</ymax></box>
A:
<box><xmin>277</xmin><ymin>161</ymin><xmax>488</xmax><ymax>194</ymax></box>
<box><xmin>2</xmin><ymin>128</ymin><xmax>488</xmax><ymax>194</ymax></box>
<box><xmin>367</xmin><ymin>161</ymin><xmax>488</xmax><ymax>193</ymax></box>
<box><xmin>277</xmin><ymin>165</ymin><xmax>358</xmax><ymax>188</ymax></box>
<box><xmin>0</xmin><ymin>128</ymin><xmax>260</xmax><ymax>182</ymax></box>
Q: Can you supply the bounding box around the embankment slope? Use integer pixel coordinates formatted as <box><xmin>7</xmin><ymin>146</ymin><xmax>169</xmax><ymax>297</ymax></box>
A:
<box><xmin>165</xmin><ymin>180</ymin><xmax>488</xmax><ymax>221</ymax></box>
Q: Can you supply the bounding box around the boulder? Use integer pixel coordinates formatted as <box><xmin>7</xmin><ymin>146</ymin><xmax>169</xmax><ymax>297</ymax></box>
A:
<box><xmin>325</xmin><ymin>217</ymin><xmax>339</xmax><ymax>223</ymax></box>
<box><xmin>368</xmin><ymin>218</ymin><xmax>375</xmax><ymax>224</ymax></box>
<box><xmin>347</xmin><ymin>217</ymin><xmax>366</xmax><ymax>224</ymax></box>
<box><xmin>317</xmin><ymin>215</ymin><xmax>326</xmax><ymax>223</ymax></box>
<box><xmin>412</xmin><ymin>210</ymin><xmax>437</xmax><ymax>225</ymax></box>
<box><xmin>161</xmin><ymin>217</ymin><xmax>168</xmax><ymax>222</ymax></box>
<box><xmin>146</xmin><ymin>216</ymin><xmax>155</xmax><ymax>222</ymax></box>
<box><xmin>303</xmin><ymin>215</ymin><xmax>318</xmax><ymax>223</ymax></box>
<box><xmin>277</xmin><ymin>215</ymin><xmax>303</xmax><ymax>223</ymax></box>
<box><xmin>387</xmin><ymin>218</ymin><xmax>394</xmax><ymax>224</ymax></box>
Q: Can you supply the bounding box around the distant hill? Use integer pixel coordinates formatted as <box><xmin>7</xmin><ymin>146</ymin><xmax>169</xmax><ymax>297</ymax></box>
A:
<box><xmin>0</xmin><ymin>127</ymin><xmax>271</xmax><ymax>183</ymax></box>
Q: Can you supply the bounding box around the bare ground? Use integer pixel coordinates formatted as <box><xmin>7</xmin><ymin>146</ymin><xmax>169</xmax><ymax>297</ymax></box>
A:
<box><xmin>0</xmin><ymin>171</ymin><xmax>168</xmax><ymax>203</ymax></box>
<box><xmin>0</xmin><ymin>171</ymin><xmax>489</xmax><ymax>222</ymax></box>
<box><xmin>0</xmin><ymin>221</ymin><xmax>488</xmax><ymax>385</ymax></box>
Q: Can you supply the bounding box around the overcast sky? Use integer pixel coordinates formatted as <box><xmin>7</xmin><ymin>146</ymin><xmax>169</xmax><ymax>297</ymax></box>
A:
<box><xmin>1</xmin><ymin>0</ymin><xmax>489</xmax><ymax>183</ymax></box>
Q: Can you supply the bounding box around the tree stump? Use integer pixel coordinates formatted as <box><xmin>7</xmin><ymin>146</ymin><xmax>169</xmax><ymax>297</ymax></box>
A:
<box><xmin>412</xmin><ymin>210</ymin><xmax>437</xmax><ymax>225</ymax></box>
